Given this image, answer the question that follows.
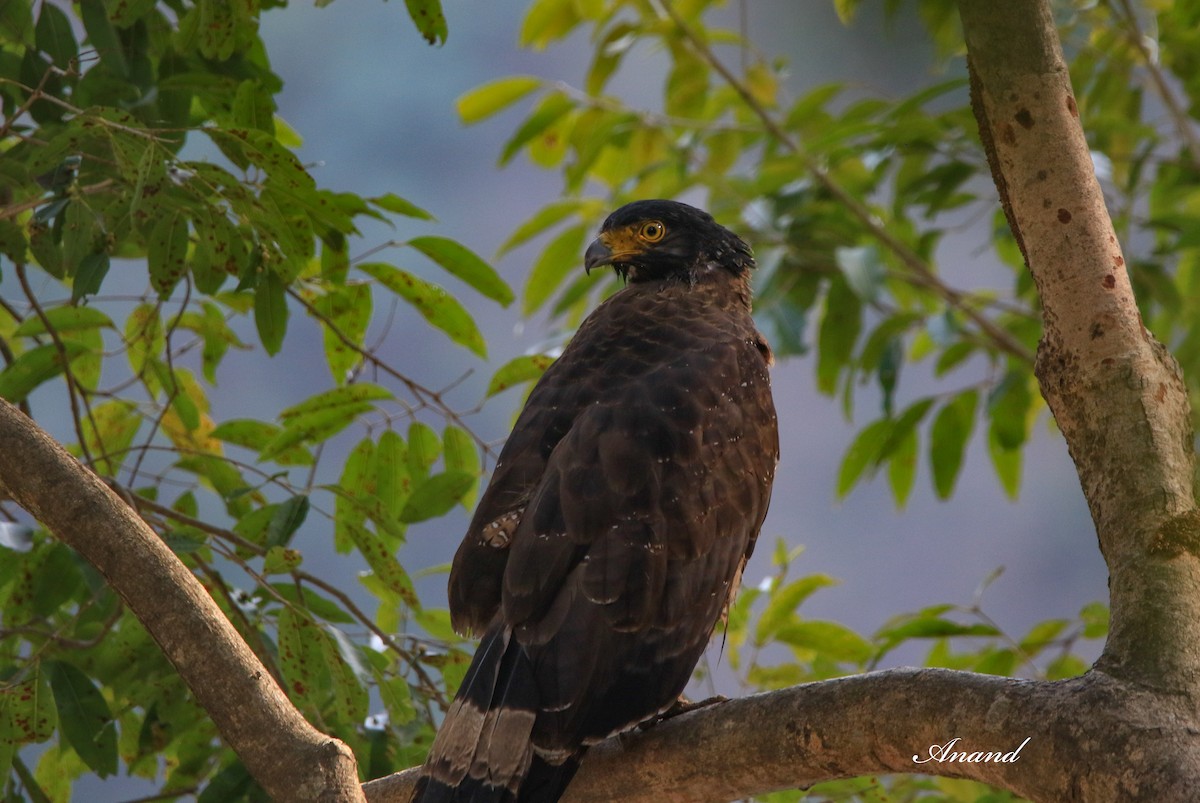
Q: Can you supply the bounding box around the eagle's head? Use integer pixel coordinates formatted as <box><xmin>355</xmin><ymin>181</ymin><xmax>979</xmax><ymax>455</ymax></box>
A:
<box><xmin>583</xmin><ymin>199</ymin><xmax>754</xmax><ymax>283</ymax></box>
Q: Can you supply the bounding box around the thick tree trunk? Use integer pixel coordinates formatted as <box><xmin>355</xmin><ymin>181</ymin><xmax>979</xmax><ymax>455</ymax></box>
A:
<box><xmin>0</xmin><ymin>400</ymin><xmax>365</xmax><ymax>803</ymax></box>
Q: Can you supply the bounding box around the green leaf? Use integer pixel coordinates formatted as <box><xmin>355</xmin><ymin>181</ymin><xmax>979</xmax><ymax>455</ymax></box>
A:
<box><xmin>148</xmin><ymin>211</ymin><xmax>189</xmax><ymax>296</ymax></box>
<box><xmin>886</xmin><ymin>413</ymin><xmax>919</xmax><ymax>506</ymax></box>
<box><xmin>333</xmin><ymin>437</ymin><xmax>375</xmax><ymax>553</ymax></box>
<box><xmin>413</xmin><ymin>607</ymin><xmax>459</xmax><ymax>642</ymax></box>
<box><xmin>254</xmin><ymin>270</ymin><xmax>288</xmax><ymax>356</ymax></box>
<box><xmin>836</xmin><ymin>418</ymin><xmax>892</xmax><ymax>497</ymax></box>
<box><xmin>443</xmin><ymin>425</ymin><xmax>480</xmax><ymax>508</ymax></box>
<box><xmin>499</xmin><ymin>92</ymin><xmax>576</xmax><ymax>167</ymax></box>
<box><xmin>457</xmin><ymin>76</ymin><xmax>542</xmax><ymax>124</ymax></box>
<box><xmin>755</xmin><ymin>574</ymin><xmax>839</xmax><ymax>644</ymax></box>
<box><xmin>211</xmin><ymin>419</ymin><xmax>313</xmax><ymax>466</ymax></box>
<box><xmin>281</xmin><ymin>383</ymin><xmax>393</xmax><ymax>420</ymax></box>
<box><xmin>404</xmin><ymin>0</ymin><xmax>448</xmax><ymax>45</ymax></box>
<box><xmin>1019</xmin><ymin>618</ymin><xmax>1068</xmax><ymax>653</ymax></box>
<box><xmin>317</xmin><ymin>626</ymin><xmax>369</xmax><ymax>724</ymax></box>
<box><xmin>774</xmin><ymin>620</ymin><xmax>873</xmax><ymax>663</ymax></box>
<box><xmin>263</xmin><ymin>546</ymin><xmax>303</xmax><ymax>574</ymax></box>
<box><xmin>522</xmin><ymin>224</ymin><xmax>586</xmax><ymax>315</ymax></box>
<box><xmin>1080</xmin><ymin>602</ymin><xmax>1109</xmax><ymax>639</ymax></box>
<box><xmin>987</xmin><ymin>369</ymin><xmax>1033</xmax><ymax>449</ymax></box>
<box><xmin>934</xmin><ymin>341</ymin><xmax>975</xmax><ymax>376</ymax></box>
<box><xmin>47</xmin><ymin>661</ymin><xmax>118</xmax><ymax>776</ymax></box>
<box><xmin>976</xmin><ymin>648</ymin><xmax>1019</xmax><ymax>677</ymax></box>
<box><xmin>35</xmin><ymin>3</ymin><xmax>76</xmax><ymax>71</ymax></box>
<box><xmin>82</xmin><ymin>400</ymin><xmax>142</xmax><ymax>476</ymax></box>
<box><xmin>498</xmin><ymin>199</ymin><xmax>588</xmax><ymax>256</ymax></box>
<box><xmin>313</xmin><ymin>283</ymin><xmax>372</xmax><ymax>383</ymax></box>
<box><xmin>13</xmin><ymin>306</ymin><xmax>113</xmax><ymax>337</ymax></box>
<box><xmin>270</xmin><ymin>584</ymin><xmax>355</xmax><ymax>624</ymax></box>
<box><xmin>816</xmin><ymin>276</ymin><xmax>862</xmax><ymax>395</ymax></box>
<box><xmin>929</xmin><ymin>390</ymin><xmax>979</xmax><ymax>499</ymax></box>
<box><xmin>359</xmin><ymin>262</ymin><xmax>487</xmax><ymax>357</ymax></box>
<box><xmin>406</xmin><ymin>421</ymin><xmax>440</xmax><ymax>480</ymax></box>
<box><xmin>407</xmin><ymin>236</ymin><xmax>513</xmax><ymax>306</ymax></box>
<box><xmin>486</xmin><ymin>354</ymin><xmax>554</xmax><ymax>397</ymax></box>
<box><xmin>80</xmin><ymin>0</ymin><xmax>127</xmax><ymax>77</ymax></box>
<box><xmin>232</xmin><ymin>79</ymin><xmax>275</xmax><ymax>133</ymax></box>
<box><xmin>0</xmin><ymin>341</ymin><xmax>89</xmax><ymax>403</ymax></box>
<box><xmin>377</xmin><ymin>674</ymin><xmax>416</xmax><ymax>725</ymax></box>
<box><xmin>196</xmin><ymin>0</ymin><xmax>241</xmax><ymax>61</ymax></box>
<box><xmin>878</xmin><ymin>616</ymin><xmax>999</xmax><ymax>642</ymax></box>
<box><xmin>265</xmin><ymin>495</ymin><xmax>309</xmax><ymax>548</ymax></box>
<box><xmin>343</xmin><ymin>522</ymin><xmax>418</xmax><ymax>605</ymax></box>
<box><xmin>0</xmin><ymin>1</ymin><xmax>34</xmax><ymax>48</ymax></box>
<box><xmin>987</xmin><ymin>426</ymin><xmax>1022</xmax><ymax>499</ymax></box>
<box><xmin>373</xmin><ymin>429</ymin><xmax>411</xmax><ymax>539</ymax></box>
<box><xmin>197</xmin><ymin>763</ymin><xmax>253</xmax><ymax>803</ymax></box>
<box><xmin>125</xmin><ymin>303</ymin><xmax>163</xmax><ymax>381</ymax></box>
<box><xmin>369</xmin><ymin>193</ymin><xmax>434</xmax><ymax>221</ymax></box>
<box><xmin>62</xmin><ymin>201</ymin><xmax>96</xmax><ymax>277</ymax></box>
<box><xmin>0</xmin><ymin>665</ymin><xmax>56</xmax><ymax>744</ymax></box>
<box><xmin>400</xmin><ymin>470</ymin><xmax>476</xmax><ymax>523</ymax></box>
<box><xmin>72</xmin><ymin>253</ymin><xmax>111</xmax><ymax>302</ymax></box>
<box><xmin>836</xmin><ymin>245</ymin><xmax>885</xmax><ymax>303</ymax></box>
<box><xmin>259</xmin><ymin>403</ymin><xmax>373</xmax><ymax>461</ymax></box>
<box><xmin>1046</xmin><ymin>654</ymin><xmax>1088</xmax><ymax>680</ymax></box>
<box><xmin>276</xmin><ymin>607</ymin><xmax>327</xmax><ymax>707</ymax></box>
<box><xmin>665</xmin><ymin>48</ymin><xmax>708</xmax><ymax>117</ymax></box>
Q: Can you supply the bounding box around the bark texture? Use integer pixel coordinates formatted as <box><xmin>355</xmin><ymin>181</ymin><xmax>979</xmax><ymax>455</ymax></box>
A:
<box><xmin>0</xmin><ymin>400</ymin><xmax>365</xmax><ymax>803</ymax></box>
<box><xmin>366</xmin><ymin>668</ymin><xmax>1200</xmax><ymax>802</ymax></box>
<box><xmin>962</xmin><ymin>0</ymin><xmax>1200</xmax><ymax>693</ymax></box>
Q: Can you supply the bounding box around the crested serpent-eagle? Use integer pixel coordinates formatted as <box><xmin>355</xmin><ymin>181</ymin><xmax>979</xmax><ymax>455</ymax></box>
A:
<box><xmin>413</xmin><ymin>200</ymin><xmax>779</xmax><ymax>802</ymax></box>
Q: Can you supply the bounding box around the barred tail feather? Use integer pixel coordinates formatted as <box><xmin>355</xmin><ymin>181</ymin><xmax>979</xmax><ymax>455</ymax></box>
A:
<box><xmin>416</xmin><ymin>627</ymin><xmax>578</xmax><ymax>802</ymax></box>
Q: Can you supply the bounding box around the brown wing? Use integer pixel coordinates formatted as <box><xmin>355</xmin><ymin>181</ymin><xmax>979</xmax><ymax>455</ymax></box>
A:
<box><xmin>447</xmin><ymin>273</ymin><xmax>777</xmax><ymax>755</ymax></box>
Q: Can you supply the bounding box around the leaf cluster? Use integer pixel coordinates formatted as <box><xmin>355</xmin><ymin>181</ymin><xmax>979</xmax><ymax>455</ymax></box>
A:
<box><xmin>0</xmin><ymin>1</ymin><xmax>494</xmax><ymax>798</ymax></box>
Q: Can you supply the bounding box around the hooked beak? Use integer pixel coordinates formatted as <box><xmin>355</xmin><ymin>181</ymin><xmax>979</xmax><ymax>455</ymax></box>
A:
<box><xmin>583</xmin><ymin>237</ymin><xmax>613</xmax><ymax>274</ymax></box>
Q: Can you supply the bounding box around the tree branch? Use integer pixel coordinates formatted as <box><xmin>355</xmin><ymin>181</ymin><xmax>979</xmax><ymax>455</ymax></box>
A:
<box><xmin>960</xmin><ymin>0</ymin><xmax>1200</xmax><ymax>690</ymax></box>
<box><xmin>0</xmin><ymin>399</ymin><xmax>365</xmax><ymax>802</ymax></box>
<box><xmin>365</xmin><ymin>667</ymin><xmax>1200</xmax><ymax>802</ymax></box>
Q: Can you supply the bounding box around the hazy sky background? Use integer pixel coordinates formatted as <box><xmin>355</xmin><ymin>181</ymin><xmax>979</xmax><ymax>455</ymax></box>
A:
<box><xmin>68</xmin><ymin>1</ymin><xmax>1107</xmax><ymax>798</ymax></box>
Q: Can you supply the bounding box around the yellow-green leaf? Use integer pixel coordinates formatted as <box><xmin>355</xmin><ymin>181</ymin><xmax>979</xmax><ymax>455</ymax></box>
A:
<box><xmin>254</xmin><ymin>270</ymin><xmax>288</xmax><ymax>356</ymax></box>
<box><xmin>443</xmin><ymin>425</ymin><xmax>480</xmax><ymax>508</ymax></box>
<box><xmin>0</xmin><ymin>341</ymin><xmax>89</xmax><ymax>403</ymax></box>
<box><xmin>148</xmin><ymin>210</ymin><xmax>189</xmax><ymax>297</ymax></box>
<box><xmin>457</xmin><ymin>76</ymin><xmax>541</xmax><ymax>124</ymax></box>
<box><xmin>485</xmin><ymin>354</ymin><xmax>554</xmax><ymax>397</ymax></box>
<box><xmin>359</xmin><ymin>262</ymin><xmax>487</xmax><ymax>357</ymax></box>
<box><xmin>522</xmin><ymin>223</ymin><xmax>585</xmax><ymax>316</ymax></box>
<box><xmin>407</xmin><ymin>236</ymin><xmax>513</xmax><ymax>306</ymax></box>
<box><xmin>400</xmin><ymin>470</ymin><xmax>477</xmax><ymax>523</ymax></box>
<box><xmin>343</xmin><ymin>522</ymin><xmax>418</xmax><ymax>605</ymax></box>
<box><xmin>281</xmin><ymin>383</ymin><xmax>393</xmax><ymax>420</ymax></box>
<box><xmin>13</xmin><ymin>306</ymin><xmax>113</xmax><ymax>337</ymax></box>
<box><xmin>930</xmin><ymin>390</ymin><xmax>979</xmax><ymax>499</ymax></box>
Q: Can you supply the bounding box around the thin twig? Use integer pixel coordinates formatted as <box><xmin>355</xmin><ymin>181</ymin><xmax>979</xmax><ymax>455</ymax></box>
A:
<box><xmin>288</xmin><ymin>285</ymin><xmax>492</xmax><ymax>455</ymax></box>
<box><xmin>14</xmin><ymin>262</ymin><xmax>99</xmax><ymax>464</ymax></box>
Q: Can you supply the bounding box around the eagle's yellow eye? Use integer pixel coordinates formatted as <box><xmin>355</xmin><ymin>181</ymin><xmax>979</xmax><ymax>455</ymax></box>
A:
<box><xmin>639</xmin><ymin>221</ymin><xmax>666</xmax><ymax>242</ymax></box>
